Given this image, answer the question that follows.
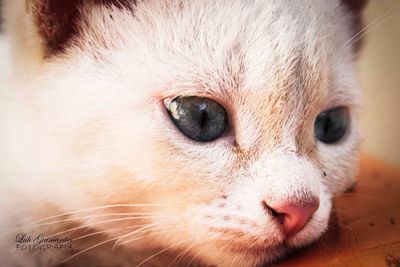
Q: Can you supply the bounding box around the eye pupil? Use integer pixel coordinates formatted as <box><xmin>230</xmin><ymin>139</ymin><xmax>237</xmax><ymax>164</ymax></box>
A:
<box><xmin>315</xmin><ymin>107</ymin><xmax>349</xmax><ymax>144</ymax></box>
<box><xmin>166</xmin><ymin>96</ymin><xmax>228</xmax><ymax>142</ymax></box>
<box><xmin>323</xmin><ymin>117</ymin><xmax>331</xmax><ymax>132</ymax></box>
<box><xmin>199</xmin><ymin>110</ymin><xmax>208</xmax><ymax>129</ymax></box>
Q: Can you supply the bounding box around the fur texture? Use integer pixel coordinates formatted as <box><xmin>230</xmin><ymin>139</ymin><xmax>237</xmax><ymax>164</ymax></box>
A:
<box><xmin>0</xmin><ymin>0</ymin><xmax>365</xmax><ymax>266</ymax></box>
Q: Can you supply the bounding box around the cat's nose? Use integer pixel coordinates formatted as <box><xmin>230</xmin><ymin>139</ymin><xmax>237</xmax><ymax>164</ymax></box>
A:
<box><xmin>263</xmin><ymin>199</ymin><xmax>319</xmax><ymax>236</ymax></box>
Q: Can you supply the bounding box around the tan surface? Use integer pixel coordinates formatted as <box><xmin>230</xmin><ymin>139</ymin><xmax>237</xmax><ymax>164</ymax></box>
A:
<box><xmin>272</xmin><ymin>155</ymin><xmax>400</xmax><ymax>267</ymax></box>
<box><xmin>359</xmin><ymin>0</ymin><xmax>400</xmax><ymax>167</ymax></box>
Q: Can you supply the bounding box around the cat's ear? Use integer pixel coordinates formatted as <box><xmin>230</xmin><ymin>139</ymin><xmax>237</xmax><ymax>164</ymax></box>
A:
<box><xmin>29</xmin><ymin>0</ymin><xmax>83</xmax><ymax>55</ymax></box>
<box><xmin>27</xmin><ymin>0</ymin><xmax>133</xmax><ymax>56</ymax></box>
<box><xmin>341</xmin><ymin>0</ymin><xmax>368</xmax><ymax>12</ymax></box>
<box><xmin>341</xmin><ymin>0</ymin><xmax>369</xmax><ymax>50</ymax></box>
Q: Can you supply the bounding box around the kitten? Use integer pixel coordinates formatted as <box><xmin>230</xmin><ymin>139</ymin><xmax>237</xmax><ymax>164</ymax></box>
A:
<box><xmin>0</xmin><ymin>0</ymin><xmax>367</xmax><ymax>266</ymax></box>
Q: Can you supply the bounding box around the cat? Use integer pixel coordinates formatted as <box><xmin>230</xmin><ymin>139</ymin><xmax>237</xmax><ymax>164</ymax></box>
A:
<box><xmin>0</xmin><ymin>0</ymin><xmax>367</xmax><ymax>266</ymax></box>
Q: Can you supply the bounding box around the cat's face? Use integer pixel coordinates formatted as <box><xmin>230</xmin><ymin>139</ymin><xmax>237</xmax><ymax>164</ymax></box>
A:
<box><xmin>7</xmin><ymin>0</ymin><xmax>365</xmax><ymax>266</ymax></box>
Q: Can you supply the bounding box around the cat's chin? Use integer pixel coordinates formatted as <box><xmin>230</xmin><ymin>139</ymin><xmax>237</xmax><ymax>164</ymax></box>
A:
<box><xmin>198</xmin><ymin>224</ymin><xmax>326</xmax><ymax>267</ymax></box>
<box><xmin>201</xmin><ymin>245</ymin><xmax>286</xmax><ymax>267</ymax></box>
<box><xmin>208</xmin><ymin>240</ymin><xmax>316</xmax><ymax>267</ymax></box>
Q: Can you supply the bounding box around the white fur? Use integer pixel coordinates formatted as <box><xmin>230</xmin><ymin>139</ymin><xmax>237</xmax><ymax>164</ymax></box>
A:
<box><xmin>0</xmin><ymin>1</ymin><xmax>362</xmax><ymax>266</ymax></box>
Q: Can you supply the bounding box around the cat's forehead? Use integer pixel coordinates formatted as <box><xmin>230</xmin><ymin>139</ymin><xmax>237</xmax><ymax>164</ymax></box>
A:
<box><xmin>128</xmin><ymin>0</ymin><xmax>349</xmax><ymax>65</ymax></box>
<box><xmin>81</xmin><ymin>0</ymin><xmax>353</xmax><ymax>68</ymax></box>
<box><xmin>71</xmin><ymin>0</ymin><xmax>360</xmax><ymax>151</ymax></box>
<box><xmin>114</xmin><ymin>0</ymin><xmax>356</xmax><ymax>95</ymax></box>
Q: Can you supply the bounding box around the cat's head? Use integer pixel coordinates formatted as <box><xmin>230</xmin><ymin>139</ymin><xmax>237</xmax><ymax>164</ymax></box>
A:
<box><xmin>7</xmin><ymin>0</ymin><xmax>366</xmax><ymax>265</ymax></box>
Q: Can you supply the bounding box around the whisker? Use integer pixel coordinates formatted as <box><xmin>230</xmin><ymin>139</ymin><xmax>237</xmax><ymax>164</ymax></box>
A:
<box><xmin>186</xmin><ymin>246</ymin><xmax>206</xmax><ymax>267</ymax></box>
<box><xmin>111</xmin><ymin>234</ymin><xmax>149</xmax><ymax>252</ymax></box>
<box><xmin>62</xmin><ymin>220</ymin><xmax>170</xmax><ymax>263</ymax></box>
<box><xmin>35</xmin><ymin>215</ymin><xmax>170</xmax><ymax>229</ymax></box>
<box><xmin>342</xmin><ymin>4</ymin><xmax>400</xmax><ymax>50</ymax></box>
<box><xmin>2</xmin><ymin>204</ymin><xmax>167</xmax><ymax>237</ymax></box>
<box><xmin>112</xmin><ymin>219</ymin><xmax>176</xmax><ymax>250</ymax></box>
<box><xmin>115</xmin><ymin>224</ymin><xmax>177</xmax><ymax>247</ymax></box>
<box><xmin>136</xmin><ymin>238</ymin><xmax>193</xmax><ymax>267</ymax></box>
<box><xmin>35</xmin><ymin>204</ymin><xmax>167</xmax><ymax>223</ymax></box>
<box><xmin>62</xmin><ymin>228</ymin><xmax>121</xmax><ymax>245</ymax></box>
<box><xmin>113</xmin><ymin>226</ymin><xmax>180</xmax><ymax>253</ymax></box>
<box><xmin>168</xmin><ymin>240</ymin><xmax>199</xmax><ymax>267</ymax></box>
<box><xmin>46</xmin><ymin>216</ymin><xmax>173</xmax><ymax>238</ymax></box>
<box><xmin>63</xmin><ymin>236</ymin><xmax>121</xmax><ymax>263</ymax></box>
<box><xmin>64</xmin><ymin>224</ymin><xmax>152</xmax><ymax>244</ymax></box>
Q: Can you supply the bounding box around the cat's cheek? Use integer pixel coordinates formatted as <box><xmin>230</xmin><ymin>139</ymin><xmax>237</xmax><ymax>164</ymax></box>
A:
<box><xmin>315</xmin><ymin>112</ymin><xmax>362</xmax><ymax>195</ymax></box>
<box><xmin>179</xmin><ymin>180</ymin><xmax>329</xmax><ymax>265</ymax></box>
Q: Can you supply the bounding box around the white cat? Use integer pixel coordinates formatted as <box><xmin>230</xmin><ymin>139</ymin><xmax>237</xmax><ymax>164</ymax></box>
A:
<box><xmin>0</xmin><ymin>0</ymin><xmax>366</xmax><ymax>266</ymax></box>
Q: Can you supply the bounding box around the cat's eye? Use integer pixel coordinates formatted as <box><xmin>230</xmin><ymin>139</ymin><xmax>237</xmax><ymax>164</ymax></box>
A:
<box><xmin>166</xmin><ymin>96</ymin><xmax>228</xmax><ymax>142</ymax></box>
<box><xmin>315</xmin><ymin>106</ymin><xmax>349</xmax><ymax>144</ymax></box>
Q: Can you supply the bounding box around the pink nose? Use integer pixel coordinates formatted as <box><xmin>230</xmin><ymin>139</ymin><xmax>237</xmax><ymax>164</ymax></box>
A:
<box><xmin>263</xmin><ymin>200</ymin><xmax>319</xmax><ymax>236</ymax></box>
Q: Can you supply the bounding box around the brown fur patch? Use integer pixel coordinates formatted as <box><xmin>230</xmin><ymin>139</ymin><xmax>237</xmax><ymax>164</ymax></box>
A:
<box><xmin>28</xmin><ymin>0</ymin><xmax>135</xmax><ymax>56</ymax></box>
<box><xmin>341</xmin><ymin>0</ymin><xmax>369</xmax><ymax>51</ymax></box>
<box><xmin>293</xmin><ymin>59</ymin><xmax>324</xmax><ymax>159</ymax></box>
<box><xmin>341</xmin><ymin>0</ymin><xmax>368</xmax><ymax>11</ymax></box>
<box><xmin>255</xmin><ymin>55</ymin><xmax>324</xmax><ymax>159</ymax></box>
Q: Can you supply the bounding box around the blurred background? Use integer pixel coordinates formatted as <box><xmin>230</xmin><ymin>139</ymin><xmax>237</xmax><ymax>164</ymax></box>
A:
<box><xmin>359</xmin><ymin>0</ymin><xmax>400</xmax><ymax>167</ymax></box>
<box><xmin>0</xmin><ymin>1</ymin><xmax>399</xmax><ymax>166</ymax></box>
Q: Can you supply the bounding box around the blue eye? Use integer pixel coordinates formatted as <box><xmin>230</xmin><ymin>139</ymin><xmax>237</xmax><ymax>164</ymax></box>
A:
<box><xmin>166</xmin><ymin>96</ymin><xmax>228</xmax><ymax>142</ymax></box>
<box><xmin>315</xmin><ymin>107</ymin><xmax>349</xmax><ymax>144</ymax></box>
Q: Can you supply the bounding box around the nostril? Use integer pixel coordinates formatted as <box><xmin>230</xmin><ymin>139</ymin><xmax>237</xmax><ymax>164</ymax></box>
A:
<box><xmin>262</xmin><ymin>199</ymin><xmax>319</xmax><ymax>237</ymax></box>
<box><xmin>262</xmin><ymin>201</ymin><xmax>285</xmax><ymax>224</ymax></box>
<box><xmin>262</xmin><ymin>201</ymin><xmax>277</xmax><ymax>217</ymax></box>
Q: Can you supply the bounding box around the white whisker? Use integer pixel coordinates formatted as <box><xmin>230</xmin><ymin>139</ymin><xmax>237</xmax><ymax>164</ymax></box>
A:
<box><xmin>342</xmin><ymin>4</ymin><xmax>400</xmax><ymax>50</ymax></box>
<box><xmin>2</xmin><ymin>204</ymin><xmax>167</xmax><ymax>237</ymax></box>
<box><xmin>112</xmin><ymin>219</ymin><xmax>176</xmax><ymax>250</ymax></box>
<box><xmin>36</xmin><ymin>215</ymin><xmax>168</xmax><ymax>229</ymax></box>
<box><xmin>186</xmin><ymin>245</ymin><xmax>207</xmax><ymax>267</ymax></box>
<box><xmin>136</xmin><ymin>238</ymin><xmax>193</xmax><ymax>267</ymax></box>
<box><xmin>45</xmin><ymin>216</ymin><xmax>173</xmax><ymax>238</ymax></box>
<box><xmin>168</xmin><ymin>239</ymin><xmax>199</xmax><ymax>267</ymax></box>
<box><xmin>62</xmin><ymin>220</ymin><xmax>169</xmax><ymax>263</ymax></box>
<box><xmin>115</xmin><ymin>224</ymin><xmax>177</xmax><ymax>247</ymax></box>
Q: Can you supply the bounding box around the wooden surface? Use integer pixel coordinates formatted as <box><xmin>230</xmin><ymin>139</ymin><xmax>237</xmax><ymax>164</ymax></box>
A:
<box><xmin>273</xmin><ymin>155</ymin><xmax>400</xmax><ymax>267</ymax></box>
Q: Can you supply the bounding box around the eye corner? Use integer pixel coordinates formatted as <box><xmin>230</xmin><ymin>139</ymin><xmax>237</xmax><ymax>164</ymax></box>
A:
<box><xmin>163</xmin><ymin>97</ymin><xmax>173</xmax><ymax>108</ymax></box>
